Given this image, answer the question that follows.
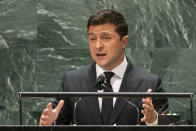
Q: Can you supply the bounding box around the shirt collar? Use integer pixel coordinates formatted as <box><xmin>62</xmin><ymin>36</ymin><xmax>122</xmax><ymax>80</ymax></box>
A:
<box><xmin>96</xmin><ymin>56</ymin><xmax>128</xmax><ymax>79</ymax></box>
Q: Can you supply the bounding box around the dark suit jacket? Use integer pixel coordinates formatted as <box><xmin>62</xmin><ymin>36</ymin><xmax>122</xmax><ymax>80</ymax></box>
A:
<box><xmin>54</xmin><ymin>59</ymin><xmax>168</xmax><ymax>125</ymax></box>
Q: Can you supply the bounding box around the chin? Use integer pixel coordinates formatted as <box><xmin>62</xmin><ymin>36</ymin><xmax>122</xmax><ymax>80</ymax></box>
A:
<box><xmin>96</xmin><ymin>62</ymin><xmax>105</xmax><ymax>67</ymax></box>
<box><xmin>95</xmin><ymin>61</ymin><xmax>107</xmax><ymax>68</ymax></box>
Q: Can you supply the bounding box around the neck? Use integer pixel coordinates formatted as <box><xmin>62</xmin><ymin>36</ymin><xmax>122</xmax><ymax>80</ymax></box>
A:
<box><xmin>102</xmin><ymin>55</ymin><xmax>125</xmax><ymax>71</ymax></box>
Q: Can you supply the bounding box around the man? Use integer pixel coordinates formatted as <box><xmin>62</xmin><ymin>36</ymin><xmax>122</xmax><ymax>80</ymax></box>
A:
<box><xmin>40</xmin><ymin>9</ymin><xmax>168</xmax><ymax>125</ymax></box>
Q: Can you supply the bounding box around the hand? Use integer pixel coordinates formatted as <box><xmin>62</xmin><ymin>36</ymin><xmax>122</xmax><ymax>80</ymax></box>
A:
<box><xmin>40</xmin><ymin>100</ymin><xmax>64</xmax><ymax>125</ymax></box>
<box><xmin>141</xmin><ymin>89</ymin><xmax>157</xmax><ymax>124</ymax></box>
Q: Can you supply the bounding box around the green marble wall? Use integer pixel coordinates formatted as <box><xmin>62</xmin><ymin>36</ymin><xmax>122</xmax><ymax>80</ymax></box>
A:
<box><xmin>0</xmin><ymin>0</ymin><xmax>196</xmax><ymax>125</ymax></box>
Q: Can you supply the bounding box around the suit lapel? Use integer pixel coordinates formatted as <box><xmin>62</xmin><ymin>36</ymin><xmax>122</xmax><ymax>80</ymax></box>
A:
<box><xmin>80</xmin><ymin>63</ymin><xmax>102</xmax><ymax>124</ymax></box>
<box><xmin>109</xmin><ymin>59</ymin><xmax>143</xmax><ymax>124</ymax></box>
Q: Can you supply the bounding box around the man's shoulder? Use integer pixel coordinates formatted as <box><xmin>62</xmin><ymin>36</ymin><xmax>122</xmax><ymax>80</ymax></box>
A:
<box><xmin>132</xmin><ymin>66</ymin><xmax>160</xmax><ymax>81</ymax></box>
<box><xmin>65</xmin><ymin>64</ymin><xmax>94</xmax><ymax>77</ymax></box>
<box><xmin>126</xmin><ymin>58</ymin><xmax>159</xmax><ymax>81</ymax></box>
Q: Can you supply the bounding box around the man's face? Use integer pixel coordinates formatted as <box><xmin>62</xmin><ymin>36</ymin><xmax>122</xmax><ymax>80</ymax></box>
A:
<box><xmin>88</xmin><ymin>23</ymin><xmax>128</xmax><ymax>70</ymax></box>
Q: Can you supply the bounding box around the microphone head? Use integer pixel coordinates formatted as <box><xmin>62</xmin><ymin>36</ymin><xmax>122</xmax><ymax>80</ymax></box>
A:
<box><xmin>96</xmin><ymin>75</ymin><xmax>112</xmax><ymax>91</ymax></box>
<box><xmin>96</xmin><ymin>75</ymin><xmax>105</xmax><ymax>90</ymax></box>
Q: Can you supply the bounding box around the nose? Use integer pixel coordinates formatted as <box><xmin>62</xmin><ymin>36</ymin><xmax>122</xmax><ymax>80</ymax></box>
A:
<box><xmin>95</xmin><ymin>38</ymin><xmax>104</xmax><ymax>51</ymax></box>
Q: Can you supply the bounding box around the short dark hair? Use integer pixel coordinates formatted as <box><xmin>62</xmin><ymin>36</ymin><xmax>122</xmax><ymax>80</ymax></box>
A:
<box><xmin>87</xmin><ymin>9</ymin><xmax>128</xmax><ymax>39</ymax></box>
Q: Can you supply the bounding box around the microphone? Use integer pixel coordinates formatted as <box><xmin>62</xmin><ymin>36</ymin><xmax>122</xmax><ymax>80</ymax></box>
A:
<box><xmin>95</xmin><ymin>75</ymin><xmax>105</xmax><ymax>90</ymax></box>
<box><xmin>73</xmin><ymin>75</ymin><xmax>106</xmax><ymax>125</ymax></box>
<box><xmin>95</xmin><ymin>74</ymin><xmax>112</xmax><ymax>91</ymax></box>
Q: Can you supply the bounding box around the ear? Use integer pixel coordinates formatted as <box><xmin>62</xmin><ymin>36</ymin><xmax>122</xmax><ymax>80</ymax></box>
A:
<box><xmin>122</xmin><ymin>35</ymin><xmax>129</xmax><ymax>48</ymax></box>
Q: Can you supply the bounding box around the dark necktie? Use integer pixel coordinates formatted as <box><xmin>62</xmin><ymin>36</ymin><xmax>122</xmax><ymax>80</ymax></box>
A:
<box><xmin>102</xmin><ymin>72</ymin><xmax>114</xmax><ymax>125</ymax></box>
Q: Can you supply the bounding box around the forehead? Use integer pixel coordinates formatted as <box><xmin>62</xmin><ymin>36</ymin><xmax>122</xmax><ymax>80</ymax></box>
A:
<box><xmin>88</xmin><ymin>23</ymin><xmax>116</xmax><ymax>35</ymax></box>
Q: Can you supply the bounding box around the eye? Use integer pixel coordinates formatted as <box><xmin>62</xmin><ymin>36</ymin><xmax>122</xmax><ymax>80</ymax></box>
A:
<box><xmin>89</xmin><ymin>37</ymin><xmax>96</xmax><ymax>41</ymax></box>
<box><xmin>104</xmin><ymin>36</ymin><xmax>110</xmax><ymax>39</ymax></box>
<box><xmin>102</xmin><ymin>36</ymin><xmax>111</xmax><ymax>41</ymax></box>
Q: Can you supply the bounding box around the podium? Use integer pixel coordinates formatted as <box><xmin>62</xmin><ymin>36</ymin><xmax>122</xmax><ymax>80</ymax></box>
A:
<box><xmin>18</xmin><ymin>92</ymin><xmax>194</xmax><ymax>125</ymax></box>
<box><xmin>0</xmin><ymin>92</ymin><xmax>194</xmax><ymax>131</ymax></box>
<box><xmin>1</xmin><ymin>125</ymin><xmax>196</xmax><ymax>131</ymax></box>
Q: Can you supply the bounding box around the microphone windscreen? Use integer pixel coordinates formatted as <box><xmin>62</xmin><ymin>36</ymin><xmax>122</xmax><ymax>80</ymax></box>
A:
<box><xmin>96</xmin><ymin>75</ymin><xmax>105</xmax><ymax>90</ymax></box>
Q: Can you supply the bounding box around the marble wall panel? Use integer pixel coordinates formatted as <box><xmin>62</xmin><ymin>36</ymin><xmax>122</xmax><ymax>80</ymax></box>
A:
<box><xmin>37</xmin><ymin>0</ymin><xmax>196</xmax><ymax>50</ymax></box>
<box><xmin>0</xmin><ymin>0</ymin><xmax>37</xmax><ymax>125</ymax></box>
<box><xmin>36</xmin><ymin>48</ymin><xmax>93</xmax><ymax>92</ymax></box>
<box><xmin>0</xmin><ymin>48</ymin><xmax>37</xmax><ymax>125</ymax></box>
<box><xmin>0</xmin><ymin>0</ymin><xmax>196</xmax><ymax>125</ymax></box>
<box><xmin>0</xmin><ymin>0</ymin><xmax>37</xmax><ymax>48</ymax></box>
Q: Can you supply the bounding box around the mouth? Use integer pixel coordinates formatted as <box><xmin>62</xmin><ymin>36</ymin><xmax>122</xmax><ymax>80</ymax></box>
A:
<box><xmin>96</xmin><ymin>53</ymin><xmax>106</xmax><ymax>57</ymax></box>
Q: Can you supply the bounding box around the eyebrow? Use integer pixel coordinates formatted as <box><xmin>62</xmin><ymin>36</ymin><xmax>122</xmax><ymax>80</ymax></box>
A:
<box><xmin>88</xmin><ymin>33</ymin><xmax>95</xmax><ymax>36</ymax></box>
<box><xmin>101</xmin><ymin>32</ymin><xmax>112</xmax><ymax>36</ymax></box>
<box><xmin>88</xmin><ymin>32</ymin><xmax>112</xmax><ymax>36</ymax></box>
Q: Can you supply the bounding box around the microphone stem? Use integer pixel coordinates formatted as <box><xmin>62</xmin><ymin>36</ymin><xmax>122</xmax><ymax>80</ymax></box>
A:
<box><xmin>73</xmin><ymin>97</ymin><xmax>82</xmax><ymax>125</ymax></box>
<box><xmin>123</xmin><ymin>98</ymin><xmax>140</xmax><ymax>125</ymax></box>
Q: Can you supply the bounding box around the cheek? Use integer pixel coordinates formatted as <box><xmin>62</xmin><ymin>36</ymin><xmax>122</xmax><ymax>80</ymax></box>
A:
<box><xmin>89</xmin><ymin>46</ymin><xmax>96</xmax><ymax>57</ymax></box>
<box><xmin>89</xmin><ymin>44</ymin><xmax>93</xmax><ymax>51</ymax></box>
<box><xmin>110</xmin><ymin>42</ymin><xmax>123</xmax><ymax>53</ymax></box>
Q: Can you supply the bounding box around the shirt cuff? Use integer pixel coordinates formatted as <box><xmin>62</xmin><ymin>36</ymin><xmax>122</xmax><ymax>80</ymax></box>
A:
<box><xmin>146</xmin><ymin>112</ymin><xmax>158</xmax><ymax>125</ymax></box>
